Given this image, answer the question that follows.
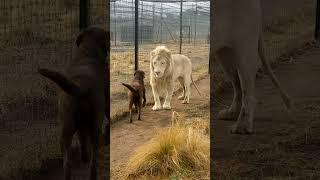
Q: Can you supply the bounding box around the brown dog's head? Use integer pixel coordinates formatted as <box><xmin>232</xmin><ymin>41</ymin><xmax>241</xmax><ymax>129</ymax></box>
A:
<box><xmin>76</xmin><ymin>27</ymin><xmax>109</xmax><ymax>60</ymax></box>
<box><xmin>134</xmin><ymin>70</ymin><xmax>145</xmax><ymax>80</ymax></box>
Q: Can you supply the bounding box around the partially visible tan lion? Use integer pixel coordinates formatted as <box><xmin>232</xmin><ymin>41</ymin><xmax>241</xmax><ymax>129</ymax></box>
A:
<box><xmin>150</xmin><ymin>46</ymin><xmax>200</xmax><ymax>111</ymax></box>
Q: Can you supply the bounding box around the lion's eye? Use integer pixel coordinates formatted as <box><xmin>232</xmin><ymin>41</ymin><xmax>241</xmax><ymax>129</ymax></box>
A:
<box><xmin>161</xmin><ymin>62</ymin><xmax>164</xmax><ymax>65</ymax></box>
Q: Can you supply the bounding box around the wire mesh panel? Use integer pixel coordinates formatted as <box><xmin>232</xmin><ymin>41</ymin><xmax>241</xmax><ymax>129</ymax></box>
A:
<box><xmin>0</xmin><ymin>0</ymin><xmax>79</xmax><ymax>178</ymax></box>
<box><xmin>261</xmin><ymin>0</ymin><xmax>317</xmax><ymax>63</ymax></box>
<box><xmin>0</xmin><ymin>0</ymin><xmax>110</xmax><ymax>178</ymax></box>
<box><xmin>110</xmin><ymin>0</ymin><xmax>210</xmax><ymax>119</ymax></box>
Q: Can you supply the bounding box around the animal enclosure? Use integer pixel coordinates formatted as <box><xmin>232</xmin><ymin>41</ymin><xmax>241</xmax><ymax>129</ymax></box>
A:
<box><xmin>0</xmin><ymin>0</ymin><xmax>109</xmax><ymax>179</ymax></box>
<box><xmin>0</xmin><ymin>0</ymin><xmax>319</xmax><ymax>178</ymax></box>
<box><xmin>110</xmin><ymin>0</ymin><xmax>211</xmax><ymax>120</ymax></box>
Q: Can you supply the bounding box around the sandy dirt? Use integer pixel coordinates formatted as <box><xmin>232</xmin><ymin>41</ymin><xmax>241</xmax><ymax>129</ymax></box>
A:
<box><xmin>110</xmin><ymin>76</ymin><xmax>210</xmax><ymax>180</ymax></box>
<box><xmin>212</xmin><ymin>45</ymin><xmax>320</xmax><ymax>178</ymax></box>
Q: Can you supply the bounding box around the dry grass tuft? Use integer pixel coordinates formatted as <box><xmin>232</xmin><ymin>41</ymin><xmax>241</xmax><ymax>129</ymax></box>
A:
<box><xmin>125</xmin><ymin>112</ymin><xmax>210</xmax><ymax>179</ymax></box>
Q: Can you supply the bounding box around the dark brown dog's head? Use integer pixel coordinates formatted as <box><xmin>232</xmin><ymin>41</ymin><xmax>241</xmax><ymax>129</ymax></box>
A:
<box><xmin>76</xmin><ymin>27</ymin><xmax>109</xmax><ymax>60</ymax></box>
<box><xmin>134</xmin><ymin>70</ymin><xmax>145</xmax><ymax>80</ymax></box>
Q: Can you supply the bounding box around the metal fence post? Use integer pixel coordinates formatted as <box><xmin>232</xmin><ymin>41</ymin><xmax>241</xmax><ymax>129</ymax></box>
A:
<box><xmin>105</xmin><ymin>0</ymin><xmax>111</xmax><ymax>162</ymax></box>
<box><xmin>209</xmin><ymin>0</ymin><xmax>214</xmax><ymax>74</ymax></box>
<box><xmin>114</xmin><ymin>3</ymin><xmax>117</xmax><ymax>46</ymax></box>
<box><xmin>160</xmin><ymin>3</ymin><xmax>163</xmax><ymax>43</ymax></box>
<box><xmin>79</xmin><ymin>0</ymin><xmax>88</xmax><ymax>30</ymax></box>
<box><xmin>194</xmin><ymin>0</ymin><xmax>198</xmax><ymax>46</ymax></box>
<box><xmin>179</xmin><ymin>0</ymin><xmax>183</xmax><ymax>54</ymax></box>
<box><xmin>135</xmin><ymin>0</ymin><xmax>139</xmax><ymax>71</ymax></box>
<box><xmin>315</xmin><ymin>0</ymin><xmax>320</xmax><ymax>41</ymax></box>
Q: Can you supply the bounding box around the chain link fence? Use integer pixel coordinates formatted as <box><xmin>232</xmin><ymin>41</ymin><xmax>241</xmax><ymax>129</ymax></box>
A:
<box><xmin>110</xmin><ymin>0</ymin><xmax>210</xmax><ymax>121</ymax></box>
<box><xmin>210</xmin><ymin>0</ymin><xmax>317</xmax><ymax>92</ymax></box>
<box><xmin>0</xmin><ymin>0</ymin><xmax>108</xmax><ymax>179</ymax></box>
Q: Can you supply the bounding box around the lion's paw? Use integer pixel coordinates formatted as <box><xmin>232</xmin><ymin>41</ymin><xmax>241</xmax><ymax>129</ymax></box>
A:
<box><xmin>152</xmin><ymin>104</ymin><xmax>162</xmax><ymax>111</ymax></box>
<box><xmin>162</xmin><ymin>103</ymin><xmax>171</xmax><ymax>110</ymax></box>
<box><xmin>218</xmin><ymin>109</ymin><xmax>239</xmax><ymax>120</ymax></box>
<box><xmin>178</xmin><ymin>95</ymin><xmax>184</xmax><ymax>100</ymax></box>
<box><xmin>230</xmin><ymin>121</ymin><xmax>253</xmax><ymax>134</ymax></box>
<box><xmin>182</xmin><ymin>99</ymin><xmax>189</xmax><ymax>104</ymax></box>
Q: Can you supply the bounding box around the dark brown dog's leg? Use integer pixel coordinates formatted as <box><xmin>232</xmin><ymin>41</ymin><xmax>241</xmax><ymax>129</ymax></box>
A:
<box><xmin>78</xmin><ymin>131</ymin><xmax>89</xmax><ymax>163</ymax></box>
<box><xmin>142</xmin><ymin>91</ymin><xmax>146</xmax><ymax>107</ymax></box>
<box><xmin>61</xmin><ymin>130</ymin><xmax>74</xmax><ymax>180</ymax></box>
<box><xmin>89</xmin><ymin>135</ymin><xmax>98</xmax><ymax>180</ymax></box>
<box><xmin>137</xmin><ymin>98</ymin><xmax>142</xmax><ymax>121</ymax></box>
<box><xmin>134</xmin><ymin>105</ymin><xmax>138</xmax><ymax>113</ymax></box>
<box><xmin>129</xmin><ymin>98</ymin><xmax>133</xmax><ymax>123</ymax></box>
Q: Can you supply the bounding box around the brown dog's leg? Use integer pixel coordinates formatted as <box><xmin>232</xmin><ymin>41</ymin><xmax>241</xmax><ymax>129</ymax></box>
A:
<box><xmin>129</xmin><ymin>99</ymin><xmax>133</xmax><ymax>123</ymax></box>
<box><xmin>89</xmin><ymin>135</ymin><xmax>98</xmax><ymax>180</ymax></box>
<box><xmin>78</xmin><ymin>131</ymin><xmax>89</xmax><ymax>163</ymax></box>
<box><xmin>61</xmin><ymin>130</ymin><xmax>74</xmax><ymax>180</ymax></box>
<box><xmin>137</xmin><ymin>99</ymin><xmax>142</xmax><ymax>121</ymax></box>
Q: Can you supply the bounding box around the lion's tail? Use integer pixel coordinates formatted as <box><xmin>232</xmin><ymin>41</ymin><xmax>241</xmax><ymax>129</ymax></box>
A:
<box><xmin>191</xmin><ymin>75</ymin><xmax>202</xmax><ymax>96</ymax></box>
<box><xmin>122</xmin><ymin>83</ymin><xmax>137</xmax><ymax>93</ymax></box>
<box><xmin>258</xmin><ymin>35</ymin><xmax>293</xmax><ymax>111</ymax></box>
<box><xmin>38</xmin><ymin>68</ymin><xmax>87</xmax><ymax>97</ymax></box>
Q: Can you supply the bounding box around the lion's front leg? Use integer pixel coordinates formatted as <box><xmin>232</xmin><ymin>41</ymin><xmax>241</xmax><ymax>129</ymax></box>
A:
<box><xmin>151</xmin><ymin>84</ymin><xmax>162</xmax><ymax>111</ymax></box>
<box><xmin>163</xmin><ymin>82</ymin><xmax>174</xmax><ymax>110</ymax></box>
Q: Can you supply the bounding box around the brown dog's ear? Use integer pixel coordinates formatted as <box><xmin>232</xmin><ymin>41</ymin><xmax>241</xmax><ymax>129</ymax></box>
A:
<box><xmin>76</xmin><ymin>30</ymin><xmax>86</xmax><ymax>47</ymax></box>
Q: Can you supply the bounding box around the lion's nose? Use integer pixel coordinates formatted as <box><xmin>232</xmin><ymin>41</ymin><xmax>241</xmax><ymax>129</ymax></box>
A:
<box><xmin>155</xmin><ymin>71</ymin><xmax>161</xmax><ymax>76</ymax></box>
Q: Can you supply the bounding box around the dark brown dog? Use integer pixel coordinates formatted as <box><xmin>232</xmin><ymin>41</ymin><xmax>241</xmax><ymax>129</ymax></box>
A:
<box><xmin>122</xmin><ymin>70</ymin><xmax>146</xmax><ymax>123</ymax></box>
<box><xmin>38</xmin><ymin>27</ymin><xmax>109</xmax><ymax>180</ymax></box>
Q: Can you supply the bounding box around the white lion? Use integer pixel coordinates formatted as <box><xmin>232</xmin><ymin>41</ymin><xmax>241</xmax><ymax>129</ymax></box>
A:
<box><xmin>149</xmin><ymin>46</ymin><xmax>200</xmax><ymax>111</ymax></box>
<box><xmin>212</xmin><ymin>0</ymin><xmax>292</xmax><ymax>134</ymax></box>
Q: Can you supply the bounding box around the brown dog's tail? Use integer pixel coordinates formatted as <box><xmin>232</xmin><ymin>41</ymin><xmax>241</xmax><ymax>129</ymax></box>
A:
<box><xmin>38</xmin><ymin>68</ymin><xmax>86</xmax><ymax>97</ymax></box>
<box><xmin>122</xmin><ymin>83</ymin><xmax>137</xmax><ymax>93</ymax></box>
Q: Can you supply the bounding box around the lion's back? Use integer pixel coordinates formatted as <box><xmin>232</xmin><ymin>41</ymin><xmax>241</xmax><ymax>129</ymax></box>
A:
<box><xmin>172</xmin><ymin>54</ymin><xmax>192</xmax><ymax>77</ymax></box>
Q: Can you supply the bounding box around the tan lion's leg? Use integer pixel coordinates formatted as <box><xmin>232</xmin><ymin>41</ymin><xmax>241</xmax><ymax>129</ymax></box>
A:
<box><xmin>151</xmin><ymin>84</ymin><xmax>162</xmax><ymax>111</ymax></box>
<box><xmin>230</xmin><ymin>48</ymin><xmax>258</xmax><ymax>134</ymax></box>
<box><xmin>163</xmin><ymin>82</ymin><xmax>174</xmax><ymax>109</ymax></box>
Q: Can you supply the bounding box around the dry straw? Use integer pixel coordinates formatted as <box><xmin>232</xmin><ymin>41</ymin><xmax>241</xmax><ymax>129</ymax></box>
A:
<box><xmin>126</xmin><ymin>111</ymin><xmax>210</xmax><ymax>179</ymax></box>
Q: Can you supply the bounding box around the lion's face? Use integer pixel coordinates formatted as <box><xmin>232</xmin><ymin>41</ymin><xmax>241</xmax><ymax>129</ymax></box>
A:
<box><xmin>152</xmin><ymin>57</ymin><xmax>168</xmax><ymax>78</ymax></box>
<box><xmin>150</xmin><ymin>46</ymin><xmax>171</xmax><ymax>79</ymax></box>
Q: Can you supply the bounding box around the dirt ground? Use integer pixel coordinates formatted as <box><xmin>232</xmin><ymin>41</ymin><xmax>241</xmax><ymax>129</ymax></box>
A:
<box><xmin>212</xmin><ymin>44</ymin><xmax>320</xmax><ymax>179</ymax></box>
<box><xmin>110</xmin><ymin>77</ymin><xmax>210</xmax><ymax>179</ymax></box>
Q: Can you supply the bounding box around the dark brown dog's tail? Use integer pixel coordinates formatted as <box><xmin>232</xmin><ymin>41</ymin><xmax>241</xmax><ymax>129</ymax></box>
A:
<box><xmin>122</xmin><ymin>83</ymin><xmax>137</xmax><ymax>93</ymax></box>
<box><xmin>38</xmin><ymin>68</ymin><xmax>86</xmax><ymax>96</ymax></box>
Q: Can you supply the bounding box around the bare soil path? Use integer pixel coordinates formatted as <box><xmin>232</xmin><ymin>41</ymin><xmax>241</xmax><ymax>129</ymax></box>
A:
<box><xmin>110</xmin><ymin>76</ymin><xmax>210</xmax><ymax>179</ymax></box>
<box><xmin>212</xmin><ymin>46</ymin><xmax>320</xmax><ymax>178</ymax></box>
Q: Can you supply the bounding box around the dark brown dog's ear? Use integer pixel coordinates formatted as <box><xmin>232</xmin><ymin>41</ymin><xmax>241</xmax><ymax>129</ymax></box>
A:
<box><xmin>76</xmin><ymin>31</ymin><xmax>85</xmax><ymax>47</ymax></box>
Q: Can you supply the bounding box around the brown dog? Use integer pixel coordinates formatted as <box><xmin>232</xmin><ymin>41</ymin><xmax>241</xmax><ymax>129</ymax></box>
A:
<box><xmin>38</xmin><ymin>27</ymin><xmax>109</xmax><ymax>180</ymax></box>
<box><xmin>122</xmin><ymin>70</ymin><xmax>146</xmax><ymax>123</ymax></box>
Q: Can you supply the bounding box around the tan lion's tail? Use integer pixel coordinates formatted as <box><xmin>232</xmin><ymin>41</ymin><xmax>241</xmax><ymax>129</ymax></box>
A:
<box><xmin>258</xmin><ymin>35</ymin><xmax>293</xmax><ymax>111</ymax></box>
<box><xmin>191</xmin><ymin>75</ymin><xmax>202</xmax><ymax>96</ymax></box>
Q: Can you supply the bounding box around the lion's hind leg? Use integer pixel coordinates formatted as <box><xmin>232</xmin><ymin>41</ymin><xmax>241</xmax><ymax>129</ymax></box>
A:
<box><xmin>177</xmin><ymin>77</ymin><xmax>185</xmax><ymax>100</ymax></box>
<box><xmin>182</xmin><ymin>75</ymin><xmax>191</xmax><ymax>104</ymax></box>
<box><xmin>230</xmin><ymin>47</ymin><xmax>258</xmax><ymax>134</ymax></box>
<box><xmin>216</xmin><ymin>46</ymin><xmax>242</xmax><ymax>120</ymax></box>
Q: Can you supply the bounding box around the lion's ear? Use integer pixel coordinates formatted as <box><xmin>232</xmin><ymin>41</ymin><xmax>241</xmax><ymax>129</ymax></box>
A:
<box><xmin>150</xmin><ymin>50</ymin><xmax>156</xmax><ymax>59</ymax></box>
